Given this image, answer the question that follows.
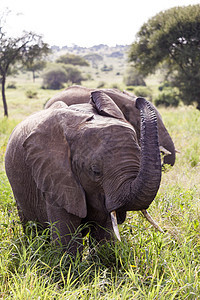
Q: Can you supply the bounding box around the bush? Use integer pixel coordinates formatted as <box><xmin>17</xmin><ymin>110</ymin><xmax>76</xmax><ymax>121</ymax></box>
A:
<box><xmin>7</xmin><ymin>82</ymin><xmax>17</xmax><ymax>89</ymax></box>
<box><xmin>26</xmin><ymin>90</ymin><xmax>38</xmax><ymax>99</ymax></box>
<box><xmin>42</xmin><ymin>66</ymin><xmax>68</xmax><ymax>89</ymax></box>
<box><xmin>63</xmin><ymin>64</ymin><xmax>85</xmax><ymax>85</ymax></box>
<box><xmin>155</xmin><ymin>91</ymin><xmax>179</xmax><ymax>107</ymax></box>
<box><xmin>97</xmin><ymin>81</ymin><xmax>105</xmax><ymax>88</ymax></box>
<box><xmin>101</xmin><ymin>65</ymin><xmax>113</xmax><ymax>72</ymax></box>
<box><xmin>111</xmin><ymin>83</ymin><xmax>120</xmax><ymax>89</ymax></box>
<box><xmin>158</xmin><ymin>81</ymin><xmax>171</xmax><ymax>91</ymax></box>
<box><xmin>56</xmin><ymin>53</ymin><xmax>89</xmax><ymax>66</ymax></box>
<box><xmin>133</xmin><ymin>86</ymin><xmax>153</xmax><ymax>102</ymax></box>
<box><xmin>124</xmin><ymin>67</ymin><xmax>146</xmax><ymax>86</ymax></box>
<box><xmin>126</xmin><ymin>86</ymin><xmax>134</xmax><ymax>91</ymax></box>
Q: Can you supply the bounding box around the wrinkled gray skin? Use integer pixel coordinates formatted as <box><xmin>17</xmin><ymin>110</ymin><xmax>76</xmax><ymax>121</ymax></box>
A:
<box><xmin>45</xmin><ymin>85</ymin><xmax>175</xmax><ymax>166</ymax></box>
<box><xmin>5</xmin><ymin>91</ymin><xmax>161</xmax><ymax>256</ymax></box>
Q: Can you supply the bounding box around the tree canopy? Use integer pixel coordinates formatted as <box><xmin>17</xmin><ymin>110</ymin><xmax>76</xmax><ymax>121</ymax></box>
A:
<box><xmin>22</xmin><ymin>43</ymin><xmax>50</xmax><ymax>82</ymax></box>
<box><xmin>129</xmin><ymin>4</ymin><xmax>200</xmax><ymax>108</ymax></box>
<box><xmin>42</xmin><ymin>64</ymin><xmax>85</xmax><ymax>89</ymax></box>
<box><xmin>0</xmin><ymin>11</ymin><xmax>50</xmax><ymax>116</ymax></box>
<box><xmin>56</xmin><ymin>53</ymin><xmax>89</xmax><ymax>66</ymax></box>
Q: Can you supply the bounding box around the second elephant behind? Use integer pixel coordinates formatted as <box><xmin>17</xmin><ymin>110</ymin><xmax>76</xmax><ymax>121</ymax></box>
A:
<box><xmin>45</xmin><ymin>85</ymin><xmax>176</xmax><ymax>167</ymax></box>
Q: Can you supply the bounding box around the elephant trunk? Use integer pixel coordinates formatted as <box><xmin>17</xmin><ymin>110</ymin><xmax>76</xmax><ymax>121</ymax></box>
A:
<box><xmin>124</xmin><ymin>97</ymin><xmax>162</xmax><ymax>211</ymax></box>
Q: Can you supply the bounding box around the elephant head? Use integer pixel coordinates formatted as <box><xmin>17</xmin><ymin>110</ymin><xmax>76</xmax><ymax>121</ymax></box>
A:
<box><xmin>5</xmin><ymin>91</ymin><xmax>162</xmax><ymax>255</ymax></box>
<box><xmin>45</xmin><ymin>85</ymin><xmax>176</xmax><ymax>167</ymax></box>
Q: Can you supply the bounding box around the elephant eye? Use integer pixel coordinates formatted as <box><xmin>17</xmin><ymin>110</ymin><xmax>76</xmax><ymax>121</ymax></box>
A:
<box><xmin>90</xmin><ymin>164</ymin><xmax>101</xmax><ymax>177</ymax></box>
<box><xmin>86</xmin><ymin>115</ymin><xmax>94</xmax><ymax>122</ymax></box>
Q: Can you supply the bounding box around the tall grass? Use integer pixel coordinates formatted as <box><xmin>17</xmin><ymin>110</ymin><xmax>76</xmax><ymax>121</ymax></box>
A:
<box><xmin>0</xmin><ymin>82</ymin><xmax>200</xmax><ymax>298</ymax></box>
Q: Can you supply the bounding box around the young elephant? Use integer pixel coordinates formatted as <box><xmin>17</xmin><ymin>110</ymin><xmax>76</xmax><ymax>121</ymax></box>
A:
<box><xmin>5</xmin><ymin>91</ymin><xmax>162</xmax><ymax>256</ymax></box>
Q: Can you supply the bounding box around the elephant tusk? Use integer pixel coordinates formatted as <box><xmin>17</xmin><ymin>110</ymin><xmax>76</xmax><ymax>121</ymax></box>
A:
<box><xmin>141</xmin><ymin>209</ymin><xmax>164</xmax><ymax>233</ymax></box>
<box><xmin>159</xmin><ymin>146</ymin><xmax>171</xmax><ymax>156</ymax></box>
<box><xmin>110</xmin><ymin>211</ymin><xmax>121</xmax><ymax>242</ymax></box>
<box><xmin>175</xmin><ymin>149</ymin><xmax>181</xmax><ymax>154</ymax></box>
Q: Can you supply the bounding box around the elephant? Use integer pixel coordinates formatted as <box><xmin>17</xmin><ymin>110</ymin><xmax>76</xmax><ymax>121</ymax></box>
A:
<box><xmin>45</xmin><ymin>85</ymin><xmax>176</xmax><ymax>167</ymax></box>
<box><xmin>5</xmin><ymin>91</ymin><xmax>162</xmax><ymax>257</ymax></box>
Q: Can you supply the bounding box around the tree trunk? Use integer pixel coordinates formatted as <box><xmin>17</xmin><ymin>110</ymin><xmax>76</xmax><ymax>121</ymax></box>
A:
<box><xmin>33</xmin><ymin>70</ymin><xmax>35</xmax><ymax>82</ymax></box>
<box><xmin>1</xmin><ymin>75</ymin><xmax>8</xmax><ymax>117</ymax></box>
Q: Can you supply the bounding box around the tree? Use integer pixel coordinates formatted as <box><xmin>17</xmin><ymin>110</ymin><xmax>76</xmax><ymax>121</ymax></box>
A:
<box><xmin>83</xmin><ymin>53</ymin><xmax>103</xmax><ymax>68</ymax></box>
<box><xmin>42</xmin><ymin>66</ymin><xmax>68</xmax><ymax>89</ymax></box>
<box><xmin>42</xmin><ymin>64</ymin><xmax>85</xmax><ymax>89</ymax></box>
<box><xmin>0</xmin><ymin>20</ymin><xmax>49</xmax><ymax>116</ymax></box>
<box><xmin>22</xmin><ymin>43</ymin><xmax>50</xmax><ymax>82</ymax></box>
<box><xmin>63</xmin><ymin>64</ymin><xmax>85</xmax><ymax>84</ymax></box>
<box><xmin>129</xmin><ymin>5</ymin><xmax>200</xmax><ymax>108</ymax></box>
<box><xmin>123</xmin><ymin>66</ymin><xmax>146</xmax><ymax>86</ymax></box>
<box><xmin>56</xmin><ymin>53</ymin><xmax>89</xmax><ymax>66</ymax></box>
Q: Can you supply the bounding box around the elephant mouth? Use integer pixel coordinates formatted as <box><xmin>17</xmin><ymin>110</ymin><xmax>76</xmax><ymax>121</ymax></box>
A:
<box><xmin>116</xmin><ymin>209</ymin><xmax>127</xmax><ymax>224</ymax></box>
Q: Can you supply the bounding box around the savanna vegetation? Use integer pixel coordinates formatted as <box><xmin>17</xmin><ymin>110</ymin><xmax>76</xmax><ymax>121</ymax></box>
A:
<box><xmin>129</xmin><ymin>4</ymin><xmax>200</xmax><ymax>109</ymax></box>
<box><xmin>0</xmin><ymin>67</ymin><xmax>200</xmax><ymax>300</ymax></box>
<box><xmin>0</xmin><ymin>4</ymin><xmax>200</xmax><ymax>299</ymax></box>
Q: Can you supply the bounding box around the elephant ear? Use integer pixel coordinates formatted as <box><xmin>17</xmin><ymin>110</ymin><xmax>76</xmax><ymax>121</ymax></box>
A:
<box><xmin>91</xmin><ymin>90</ymin><xmax>126</xmax><ymax>120</ymax></box>
<box><xmin>23</xmin><ymin>111</ymin><xmax>87</xmax><ymax>218</ymax></box>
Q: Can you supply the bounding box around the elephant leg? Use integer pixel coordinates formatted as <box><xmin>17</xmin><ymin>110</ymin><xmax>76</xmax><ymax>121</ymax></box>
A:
<box><xmin>16</xmin><ymin>201</ymin><xmax>29</xmax><ymax>230</ymax></box>
<box><xmin>89</xmin><ymin>216</ymin><xmax>114</xmax><ymax>248</ymax></box>
<box><xmin>46</xmin><ymin>202</ymin><xmax>83</xmax><ymax>257</ymax></box>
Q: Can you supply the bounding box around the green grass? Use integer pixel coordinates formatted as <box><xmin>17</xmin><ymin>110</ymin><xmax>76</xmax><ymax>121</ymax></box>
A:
<box><xmin>0</xmin><ymin>76</ymin><xmax>200</xmax><ymax>298</ymax></box>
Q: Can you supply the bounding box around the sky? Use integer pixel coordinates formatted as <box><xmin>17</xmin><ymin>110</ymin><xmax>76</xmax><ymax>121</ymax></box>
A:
<box><xmin>0</xmin><ymin>0</ymin><xmax>200</xmax><ymax>47</ymax></box>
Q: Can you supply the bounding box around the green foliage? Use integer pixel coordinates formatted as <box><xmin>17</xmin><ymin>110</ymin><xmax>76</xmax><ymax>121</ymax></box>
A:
<box><xmin>84</xmin><ymin>53</ymin><xmax>103</xmax><ymax>62</ymax></box>
<box><xmin>133</xmin><ymin>86</ymin><xmax>153</xmax><ymax>102</ymax></box>
<box><xmin>97</xmin><ymin>81</ymin><xmax>106</xmax><ymax>88</ymax></box>
<box><xmin>185</xmin><ymin>141</ymin><xmax>200</xmax><ymax>167</ymax></box>
<box><xmin>42</xmin><ymin>63</ymin><xmax>85</xmax><ymax>89</ymax></box>
<box><xmin>62</xmin><ymin>64</ymin><xmax>85</xmax><ymax>85</ymax></box>
<box><xmin>56</xmin><ymin>53</ymin><xmax>89</xmax><ymax>66</ymax></box>
<box><xmin>1</xmin><ymin>77</ymin><xmax>200</xmax><ymax>297</ymax></box>
<box><xmin>101</xmin><ymin>64</ymin><xmax>113</xmax><ymax>72</ymax></box>
<box><xmin>0</xmin><ymin>25</ymin><xmax>48</xmax><ymax>116</ymax></box>
<box><xmin>124</xmin><ymin>66</ymin><xmax>146</xmax><ymax>86</ymax></box>
<box><xmin>7</xmin><ymin>81</ymin><xmax>16</xmax><ymax>89</ymax></box>
<box><xmin>155</xmin><ymin>82</ymin><xmax>180</xmax><ymax>107</ymax></box>
<box><xmin>155</xmin><ymin>91</ymin><xmax>179</xmax><ymax>107</ymax></box>
<box><xmin>42</xmin><ymin>66</ymin><xmax>68</xmax><ymax>89</ymax></box>
<box><xmin>111</xmin><ymin>83</ymin><xmax>120</xmax><ymax>89</ymax></box>
<box><xmin>129</xmin><ymin>4</ymin><xmax>200</xmax><ymax>108</ymax></box>
<box><xmin>22</xmin><ymin>43</ymin><xmax>50</xmax><ymax>81</ymax></box>
<box><xmin>83</xmin><ymin>53</ymin><xmax>103</xmax><ymax>68</ymax></box>
<box><xmin>26</xmin><ymin>90</ymin><xmax>38</xmax><ymax>99</ymax></box>
<box><xmin>158</xmin><ymin>81</ymin><xmax>171</xmax><ymax>91</ymax></box>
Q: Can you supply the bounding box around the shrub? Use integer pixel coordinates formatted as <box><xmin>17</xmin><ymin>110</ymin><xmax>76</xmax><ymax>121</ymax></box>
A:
<box><xmin>101</xmin><ymin>65</ymin><xmax>113</xmax><ymax>72</ymax></box>
<box><xmin>133</xmin><ymin>86</ymin><xmax>153</xmax><ymax>102</ymax></box>
<box><xmin>126</xmin><ymin>86</ymin><xmax>134</xmax><ymax>91</ymax></box>
<box><xmin>63</xmin><ymin>64</ymin><xmax>85</xmax><ymax>85</ymax></box>
<box><xmin>97</xmin><ymin>81</ymin><xmax>105</xmax><ymax>88</ymax></box>
<box><xmin>56</xmin><ymin>53</ymin><xmax>89</xmax><ymax>66</ymax></box>
<box><xmin>124</xmin><ymin>67</ymin><xmax>146</xmax><ymax>86</ymax></box>
<box><xmin>42</xmin><ymin>66</ymin><xmax>68</xmax><ymax>89</ymax></box>
<box><xmin>111</xmin><ymin>83</ymin><xmax>120</xmax><ymax>89</ymax></box>
<box><xmin>7</xmin><ymin>82</ymin><xmax>17</xmax><ymax>89</ymax></box>
<box><xmin>26</xmin><ymin>90</ymin><xmax>38</xmax><ymax>99</ymax></box>
<box><xmin>158</xmin><ymin>81</ymin><xmax>171</xmax><ymax>91</ymax></box>
<box><xmin>155</xmin><ymin>91</ymin><xmax>179</xmax><ymax>107</ymax></box>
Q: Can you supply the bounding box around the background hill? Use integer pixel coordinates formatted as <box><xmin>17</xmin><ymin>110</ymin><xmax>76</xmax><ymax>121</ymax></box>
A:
<box><xmin>49</xmin><ymin>44</ymin><xmax>130</xmax><ymax>89</ymax></box>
